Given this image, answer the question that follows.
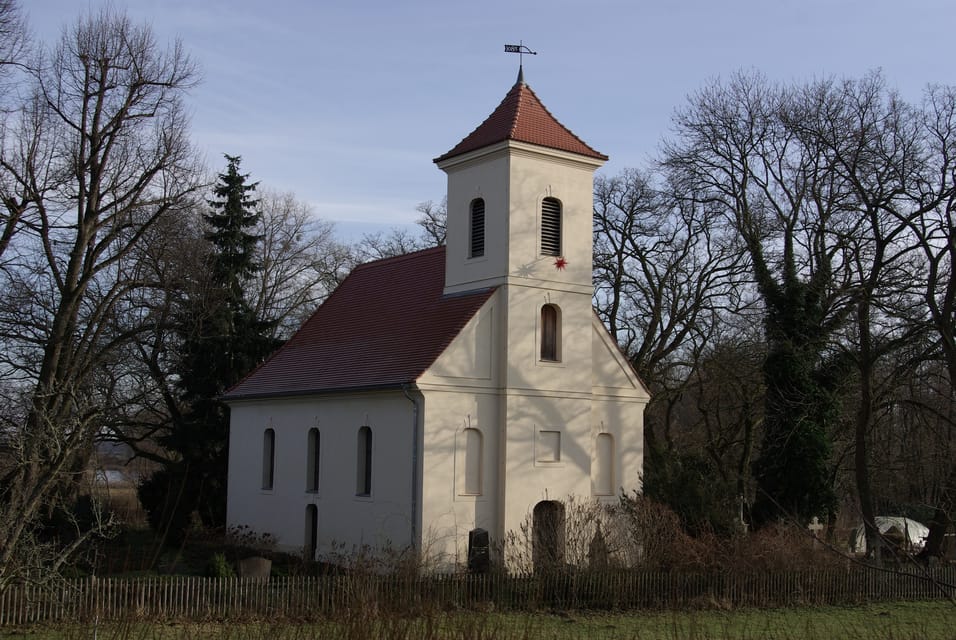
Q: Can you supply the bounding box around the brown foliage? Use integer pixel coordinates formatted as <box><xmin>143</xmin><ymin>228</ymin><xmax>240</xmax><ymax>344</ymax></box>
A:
<box><xmin>595</xmin><ymin>493</ymin><xmax>845</xmax><ymax>572</ymax></box>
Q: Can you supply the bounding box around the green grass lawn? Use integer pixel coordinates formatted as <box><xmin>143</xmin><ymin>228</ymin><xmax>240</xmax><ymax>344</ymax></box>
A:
<box><xmin>4</xmin><ymin>601</ymin><xmax>955</xmax><ymax>640</ymax></box>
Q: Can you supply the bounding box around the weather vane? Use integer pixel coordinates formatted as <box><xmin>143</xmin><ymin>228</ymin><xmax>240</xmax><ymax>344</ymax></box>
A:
<box><xmin>504</xmin><ymin>41</ymin><xmax>537</xmax><ymax>69</ymax></box>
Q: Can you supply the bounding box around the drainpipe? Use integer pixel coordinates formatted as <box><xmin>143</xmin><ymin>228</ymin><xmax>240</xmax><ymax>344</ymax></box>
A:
<box><xmin>401</xmin><ymin>384</ymin><xmax>421</xmax><ymax>549</ymax></box>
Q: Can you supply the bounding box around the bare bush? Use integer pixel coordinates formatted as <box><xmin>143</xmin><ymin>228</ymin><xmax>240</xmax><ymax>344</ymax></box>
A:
<box><xmin>501</xmin><ymin>493</ymin><xmax>847</xmax><ymax>575</ymax></box>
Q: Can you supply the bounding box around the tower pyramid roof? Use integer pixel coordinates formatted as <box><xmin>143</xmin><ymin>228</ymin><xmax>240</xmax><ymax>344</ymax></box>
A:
<box><xmin>435</xmin><ymin>73</ymin><xmax>607</xmax><ymax>163</ymax></box>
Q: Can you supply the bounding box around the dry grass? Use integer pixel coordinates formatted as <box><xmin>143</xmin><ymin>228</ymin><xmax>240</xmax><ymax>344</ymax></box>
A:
<box><xmin>100</xmin><ymin>485</ymin><xmax>149</xmax><ymax>530</ymax></box>
<box><xmin>9</xmin><ymin>601</ymin><xmax>956</xmax><ymax>640</ymax></box>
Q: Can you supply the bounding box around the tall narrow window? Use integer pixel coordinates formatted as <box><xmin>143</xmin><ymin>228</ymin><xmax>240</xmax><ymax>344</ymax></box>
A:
<box><xmin>540</xmin><ymin>304</ymin><xmax>560</xmax><ymax>362</ymax></box>
<box><xmin>306</xmin><ymin>428</ymin><xmax>320</xmax><ymax>493</ymax></box>
<box><xmin>541</xmin><ymin>197</ymin><xmax>561</xmax><ymax>256</ymax></box>
<box><xmin>304</xmin><ymin>504</ymin><xmax>318</xmax><ymax>561</ymax></box>
<box><xmin>461</xmin><ymin>428</ymin><xmax>483</xmax><ymax>495</ymax></box>
<box><xmin>262</xmin><ymin>428</ymin><xmax>275</xmax><ymax>490</ymax></box>
<box><xmin>356</xmin><ymin>426</ymin><xmax>372</xmax><ymax>496</ymax></box>
<box><xmin>593</xmin><ymin>433</ymin><xmax>614</xmax><ymax>496</ymax></box>
<box><xmin>470</xmin><ymin>198</ymin><xmax>485</xmax><ymax>258</ymax></box>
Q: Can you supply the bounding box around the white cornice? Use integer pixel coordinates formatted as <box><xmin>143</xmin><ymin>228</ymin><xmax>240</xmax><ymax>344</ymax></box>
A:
<box><xmin>444</xmin><ymin>276</ymin><xmax>593</xmax><ymax>297</ymax></box>
<box><xmin>436</xmin><ymin>140</ymin><xmax>606</xmax><ymax>173</ymax></box>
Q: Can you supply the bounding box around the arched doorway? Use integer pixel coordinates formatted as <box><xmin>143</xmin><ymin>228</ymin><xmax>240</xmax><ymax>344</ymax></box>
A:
<box><xmin>532</xmin><ymin>500</ymin><xmax>566</xmax><ymax>572</ymax></box>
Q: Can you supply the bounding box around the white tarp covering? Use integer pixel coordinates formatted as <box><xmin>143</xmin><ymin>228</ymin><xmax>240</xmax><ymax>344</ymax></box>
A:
<box><xmin>849</xmin><ymin>516</ymin><xmax>929</xmax><ymax>555</ymax></box>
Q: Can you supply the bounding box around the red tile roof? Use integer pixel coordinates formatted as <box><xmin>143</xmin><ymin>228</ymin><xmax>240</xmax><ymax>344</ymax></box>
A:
<box><xmin>435</xmin><ymin>77</ymin><xmax>607</xmax><ymax>163</ymax></box>
<box><xmin>223</xmin><ymin>247</ymin><xmax>495</xmax><ymax>400</ymax></box>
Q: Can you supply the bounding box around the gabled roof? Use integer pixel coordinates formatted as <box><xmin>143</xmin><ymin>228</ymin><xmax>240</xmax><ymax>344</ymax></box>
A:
<box><xmin>223</xmin><ymin>247</ymin><xmax>495</xmax><ymax>401</ymax></box>
<box><xmin>434</xmin><ymin>74</ymin><xmax>607</xmax><ymax>163</ymax></box>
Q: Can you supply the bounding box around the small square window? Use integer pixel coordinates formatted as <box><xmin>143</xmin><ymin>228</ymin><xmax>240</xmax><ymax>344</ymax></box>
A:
<box><xmin>537</xmin><ymin>430</ymin><xmax>561</xmax><ymax>463</ymax></box>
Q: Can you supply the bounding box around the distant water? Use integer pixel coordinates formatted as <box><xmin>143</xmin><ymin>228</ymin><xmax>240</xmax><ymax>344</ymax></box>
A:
<box><xmin>95</xmin><ymin>469</ymin><xmax>135</xmax><ymax>485</ymax></box>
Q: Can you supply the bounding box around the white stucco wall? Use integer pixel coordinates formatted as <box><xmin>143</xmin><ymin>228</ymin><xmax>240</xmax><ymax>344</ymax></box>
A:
<box><xmin>423</xmin><ymin>137</ymin><xmax>649</xmax><ymax>570</ymax></box>
<box><xmin>417</xmin><ymin>290</ymin><xmax>648</xmax><ymax>570</ymax></box>
<box><xmin>590</xmin><ymin>315</ymin><xmax>648</xmax><ymax>498</ymax></box>
<box><xmin>415</xmin><ymin>389</ymin><xmax>500</xmax><ymax>566</ymax></box>
<box><xmin>226</xmin><ymin>391</ymin><xmax>417</xmax><ymax>559</ymax></box>
<box><xmin>418</xmin><ymin>297</ymin><xmax>500</xmax><ymax>566</ymax></box>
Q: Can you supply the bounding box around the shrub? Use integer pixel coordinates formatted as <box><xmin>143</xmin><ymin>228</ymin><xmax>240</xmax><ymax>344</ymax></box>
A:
<box><xmin>137</xmin><ymin>467</ymin><xmax>195</xmax><ymax>545</ymax></box>
<box><xmin>616</xmin><ymin>491</ymin><xmax>713</xmax><ymax>570</ymax></box>
<box><xmin>642</xmin><ymin>450</ymin><xmax>739</xmax><ymax>536</ymax></box>
<box><xmin>205</xmin><ymin>551</ymin><xmax>235</xmax><ymax>577</ymax></box>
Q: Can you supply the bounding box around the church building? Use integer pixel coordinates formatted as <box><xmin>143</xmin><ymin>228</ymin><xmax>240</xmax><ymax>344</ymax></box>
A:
<box><xmin>224</xmin><ymin>70</ymin><xmax>649</xmax><ymax>570</ymax></box>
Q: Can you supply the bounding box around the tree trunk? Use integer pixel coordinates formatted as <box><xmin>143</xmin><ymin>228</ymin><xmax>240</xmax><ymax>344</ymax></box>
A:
<box><xmin>919</xmin><ymin>465</ymin><xmax>955</xmax><ymax>561</ymax></box>
<box><xmin>854</xmin><ymin>301</ymin><xmax>882</xmax><ymax>562</ymax></box>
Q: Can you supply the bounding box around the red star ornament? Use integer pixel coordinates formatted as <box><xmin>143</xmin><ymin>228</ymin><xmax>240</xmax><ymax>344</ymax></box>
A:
<box><xmin>554</xmin><ymin>256</ymin><xmax>568</xmax><ymax>270</ymax></box>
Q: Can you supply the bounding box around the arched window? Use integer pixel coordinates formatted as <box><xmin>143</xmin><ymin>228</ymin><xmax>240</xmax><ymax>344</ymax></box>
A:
<box><xmin>262</xmin><ymin>428</ymin><xmax>275</xmax><ymax>490</ymax></box>
<box><xmin>460</xmin><ymin>428</ymin><xmax>483</xmax><ymax>495</ymax></box>
<box><xmin>470</xmin><ymin>198</ymin><xmax>485</xmax><ymax>258</ymax></box>
<box><xmin>306</xmin><ymin>427</ymin><xmax>320</xmax><ymax>493</ymax></box>
<box><xmin>540</xmin><ymin>304</ymin><xmax>560</xmax><ymax>362</ymax></box>
<box><xmin>304</xmin><ymin>504</ymin><xmax>318</xmax><ymax>561</ymax></box>
<box><xmin>356</xmin><ymin>426</ymin><xmax>372</xmax><ymax>496</ymax></box>
<box><xmin>541</xmin><ymin>197</ymin><xmax>561</xmax><ymax>256</ymax></box>
<box><xmin>593</xmin><ymin>433</ymin><xmax>614</xmax><ymax>496</ymax></box>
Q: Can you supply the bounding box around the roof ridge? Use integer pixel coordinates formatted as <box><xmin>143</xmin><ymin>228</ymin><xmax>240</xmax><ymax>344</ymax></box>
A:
<box><xmin>507</xmin><ymin>81</ymin><xmax>522</xmax><ymax>139</ymax></box>
<box><xmin>520</xmin><ymin>84</ymin><xmax>602</xmax><ymax>158</ymax></box>
<box><xmin>353</xmin><ymin>245</ymin><xmax>445</xmax><ymax>271</ymax></box>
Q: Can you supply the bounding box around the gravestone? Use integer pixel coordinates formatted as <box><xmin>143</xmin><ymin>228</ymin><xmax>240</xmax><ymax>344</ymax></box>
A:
<box><xmin>467</xmin><ymin>528</ymin><xmax>490</xmax><ymax>574</ymax></box>
<box><xmin>808</xmin><ymin>516</ymin><xmax>825</xmax><ymax>549</ymax></box>
<box><xmin>237</xmin><ymin>556</ymin><xmax>272</xmax><ymax>580</ymax></box>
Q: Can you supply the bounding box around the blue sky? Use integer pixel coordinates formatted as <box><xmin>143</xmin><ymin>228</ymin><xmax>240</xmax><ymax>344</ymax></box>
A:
<box><xmin>26</xmin><ymin>1</ymin><xmax>956</xmax><ymax>240</ymax></box>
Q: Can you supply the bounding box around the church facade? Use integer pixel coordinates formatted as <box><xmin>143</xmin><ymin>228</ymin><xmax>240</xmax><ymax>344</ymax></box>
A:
<box><xmin>224</xmin><ymin>71</ymin><xmax>649</xmax><ymax>569</ymax></box>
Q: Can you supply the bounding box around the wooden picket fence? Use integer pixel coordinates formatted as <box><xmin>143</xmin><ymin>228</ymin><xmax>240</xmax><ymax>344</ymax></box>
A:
<box><xmin>2</xmin><ymin>567</ymin><xmax>955</xmax><ymax>625</ymax></box>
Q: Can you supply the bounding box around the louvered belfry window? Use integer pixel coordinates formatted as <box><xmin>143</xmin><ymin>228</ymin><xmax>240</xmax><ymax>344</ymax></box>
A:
<box><xmin>541</xmin><ymin>197</ymin><xmax>561</xmax><ymax>256</ymax></box>
<box><xmin>470</xmin><ymin>198</ymin><xmax>485</xmax><ymax>258</ymax></box>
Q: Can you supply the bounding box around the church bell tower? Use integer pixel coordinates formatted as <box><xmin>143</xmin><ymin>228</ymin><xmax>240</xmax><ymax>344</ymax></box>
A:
<box><xmin>434</xmin><ymin>69</ymin><xmax>607</xmax><ymax>298</ymax></box>
<box><xmin>434</xmin><ymin>70</ymin><xmax>611</xmax><ymax>550</ymax></box>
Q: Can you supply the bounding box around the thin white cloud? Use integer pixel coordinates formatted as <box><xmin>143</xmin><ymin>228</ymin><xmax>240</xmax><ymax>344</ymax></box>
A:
<box><xmin>24</xmin><ymin>0</ymin><xmax>956</xmax><ymax>240</ymax></box>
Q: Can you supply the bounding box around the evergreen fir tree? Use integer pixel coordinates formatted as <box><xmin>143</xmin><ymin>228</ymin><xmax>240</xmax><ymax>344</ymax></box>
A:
<box><xmin>143</xmin><ymin>155</ymin><xmax>280</xmax><ymax>537</ymax></box>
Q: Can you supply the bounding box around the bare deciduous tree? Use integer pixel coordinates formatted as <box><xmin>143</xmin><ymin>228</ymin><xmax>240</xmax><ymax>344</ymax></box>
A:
<box><xmin>0</xmin><ymin>0</ymin><xmax>27</xmax><ymax>79</ymax></box>
<box><xmin>659</xmin><ymin>71</ymin><xmax>956</xmax><ymax>543</ymax></box>
<box><xmin>353</xmin><ymin>198</ymin><xmax>446</xmax><ymax>261</ymax></box>
<box><xmin>787</xmin><ymin>74</ymin><xmax>955</xmax><ymax>558</ymax></box>
<box><xmin>250</xmin><ymin>189</ymin><xmax>352</xmax><ymax>339</ymax></box>
<box><xmin>899</xmin><ymin>84</ymin><xmax>956</xmax><ymax>557</ymax></box>
<box><xmin>592</xmin><ymin>169</ymin><xmax>749</xmax><ymax>452</ymax></box>
<box><xmin>414</xmin><ymin>197</ymin><xmax>447</xmax><ymax>247</ymax></box>
<box><xmin>661</xmin><ymin>72</ymin><xmax>871</xmax><ymax>526</ymax></box>
<box><xmin>0</xmin><ymin>7</ymin><xmax>199</xmax><ymax>589</ymax></box>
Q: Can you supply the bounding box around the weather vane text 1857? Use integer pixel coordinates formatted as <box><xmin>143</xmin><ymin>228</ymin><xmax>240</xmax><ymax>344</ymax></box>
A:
<box><xmin>504</xmin><ymin>42</ymin><xmax>537</xmax><ymax>68</ymax></box>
